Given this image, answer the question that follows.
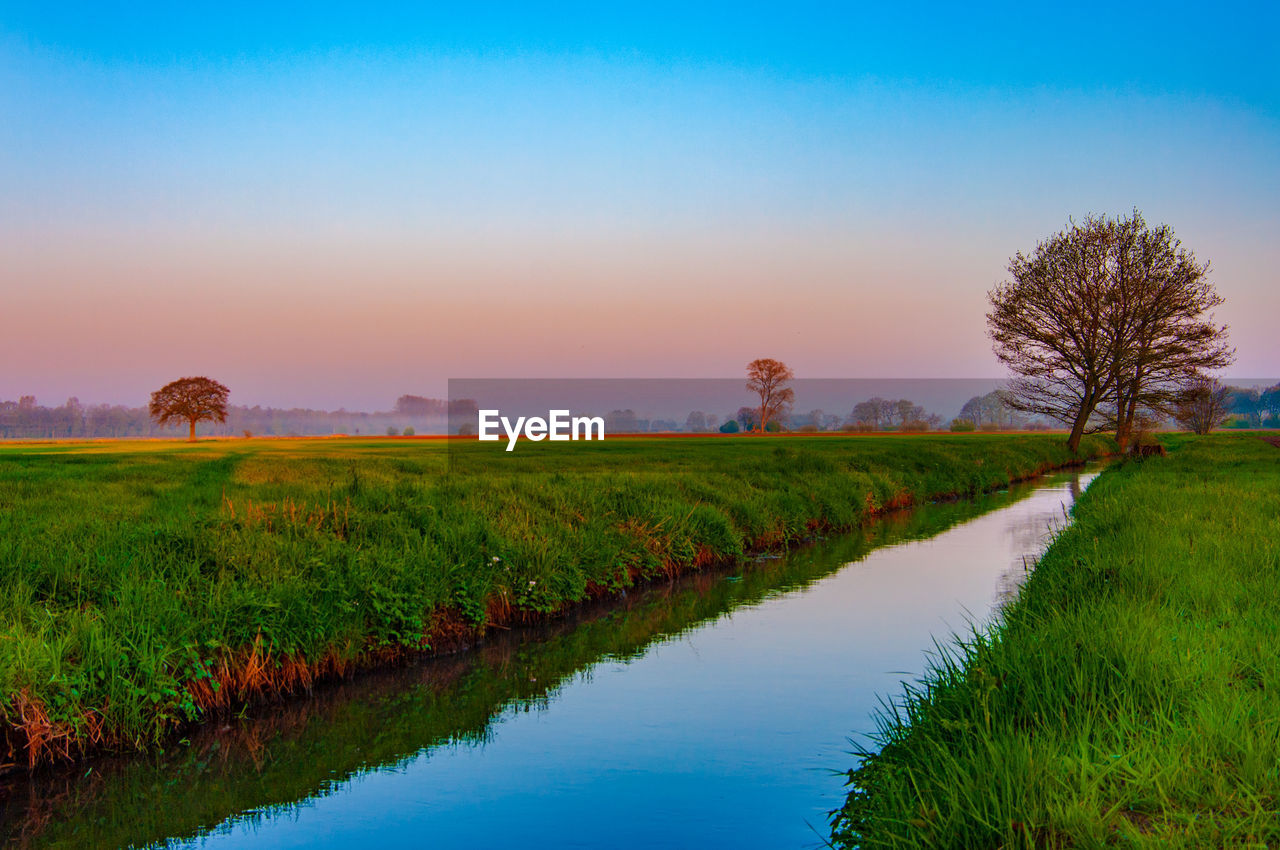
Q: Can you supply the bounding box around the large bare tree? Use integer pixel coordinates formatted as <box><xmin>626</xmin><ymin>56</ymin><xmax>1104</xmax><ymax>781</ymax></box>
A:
<box><xmin>149</xmin><ymin>376</ymin><xmax>230</xmax><ymax>442</ymax></box>
<box><xmin>745</xmin><ymin>358</ymin><xmax>794</xmax><ymax>433</ymax></box>
<box><xmin>988</xmin><ymin>211</ymin><xmax>1232</xmax><ymax>452</ymax></box>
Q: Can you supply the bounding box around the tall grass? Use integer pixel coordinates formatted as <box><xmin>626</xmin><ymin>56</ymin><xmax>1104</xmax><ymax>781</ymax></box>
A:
<box><xmin>0</xmin><ymin>434</ymin><xmax>1110</xmax><ymax>769</ymax></box>
<box><xmin>832</xmin><ymin>435</ymin><xmax>1280</xmax><ymax>847</ymax></box>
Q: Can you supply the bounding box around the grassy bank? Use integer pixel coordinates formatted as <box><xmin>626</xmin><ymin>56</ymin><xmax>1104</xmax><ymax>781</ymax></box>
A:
<box><xmin>832</xmin><ymin>435</ymin><xmax>1280</xmax><ymax>847</ymax></box>
<box><xmin>0</xmin><ymin>434</ymin><xmax>1109</xmax><ymax>770</ymax></box>
<box><xmin>1</xmin><ymin>488</ymin><xmax>1030</xmax><ymax>848</ymax></box>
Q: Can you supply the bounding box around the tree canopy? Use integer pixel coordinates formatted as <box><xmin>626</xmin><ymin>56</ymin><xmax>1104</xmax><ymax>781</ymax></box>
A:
<box><xmin>745</xmin><ymin>359</ymin><xmax>794</xmax><ymax>433</ymax></box>
<box><xmin>149</xmin><ymin>377</ymin><xmax>230</xmax><ymax>442</ymax></box>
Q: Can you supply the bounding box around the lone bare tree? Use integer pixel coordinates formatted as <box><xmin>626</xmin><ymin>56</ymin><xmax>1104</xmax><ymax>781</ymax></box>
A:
<box><xmin>988</xmin><ymin>211</ymin><xmax>1232</xmax><ymax>452</ymax></box>
<box><xmin>149</xmin><ymin>377</ymin><xmax>230</xmax><ymax>442</ymax></box>
<box><xmin>746</xmin><ymin>358</ymin><xmax>794</xmax><ymax>433</ymax></box>
<box><xmin>1172</xmin><ymin>377</ymin><xmax>1232</xmax><ymax>435</ymax></box>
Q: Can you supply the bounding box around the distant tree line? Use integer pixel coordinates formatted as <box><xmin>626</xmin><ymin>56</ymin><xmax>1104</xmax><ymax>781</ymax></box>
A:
<box><xmin>949</xmin><ymin>391</ymin><xmax>1055</xmax><ymax>431</ymax></box>
<box><xmin>6</xmin><ymin>384</ymin><xmax>1271</xmax><ymax>440</ymax></box>
<box><xmin>0</xmin><ymin>395</ymin><xmax>477</xmax><ymax>439</ymax></box>
<box><xmin>1220</xmin><ymin>384</ymin><xmax>1280</xmax><ymax>428</ymax></box>
<box><xmin>843</xmin><ymin>398</ymin><xmax>943</xmax><ymax>432</ymax></box>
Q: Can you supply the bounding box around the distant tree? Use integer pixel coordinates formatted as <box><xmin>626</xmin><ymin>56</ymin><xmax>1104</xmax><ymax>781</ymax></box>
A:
<box><xmin>950</xmin><ymin>418</ymin><xmax>976</xmax><ymax>432</ymax></box>
<box><xmin>684</xmin><ymin>410</ymin><xmax>710</xmax><ymax>433</ymax></box>
<box><xmin>60</xmin><ymin>397</ymin><xmax>84</xmax><ymax>438</ymax></box>
<box><xmin>901</xmin><ymin>412</ymin><xmax>942</xmax><ymax>432</ymax></box>
<box><xmin>735</xmin><ymin>406</ymin><xmax>760</xmax><ymax>431</ymax></box>
<box><xmin>848</xmin><ymin>400</ymin><xmax>877</xmax><ymax>430</ymax></box>
<box><xmin>876</xmin><ymin>399</ymin><xmax>898</xmax><ymax>427</ymax></box>
<box><xmin>719</xmin><ymin>419</ymin><xmax>740</xmax><ymax>434</ymax></box>
<box><xmin>790</xmin><ymin>408</ymin><xmax>825</xmax><ymax>431</ymax></box>
<box><xmin>848</xmin><ymin>398</ymin><xmax>913</xmax><ymax>431</ymax></box>
<box><xmin>988</xmin><ymin>211</ymin><xmax>1232</xmax><ymax>451</ymax></box>
<box><xmin>1225</xmin><ymin>386</ymin><xmax>1262</xmax><ymax>426</ymax></box>
<box><xmin>386</xmin><ymin>426</ymin><xmax>399</xmax><ymax>436</ymax></box>
<box><xmin>15</xmin><ymin>395</ymin><xmax>38</xmax><ymax>436</ymax></box>
<box><xmin>745</xmin><ymin>358</ymin><xmax>795</xmax><ymax>433</ymax></box>
<box><xmin>149</xmin><ymin>377</ymin><xmax>229</xmax><ymax>442</ymax></box>
<box><xmin>605</xmin><ymin>409</ymin><xmax>642</xmax><ymax>432</ymax></box>
<box><xmin>895</xmin><ymin>399</ymin><xmax>917</xmax><ymax>428</ymax></box>
<box><xmin>1262</xmin><ymin>384</ymin><xmax>1280</xmax><ymax>425</ymax></box>
<box><xmin>764</xmin><ymin>419</ymin><xmax>783</xmax><ymax>433</ymax></box>
<box><xmin>958</xmin><ymin>396</ymin><xmax>983</xmax><ymax>427</ymax></box>
<box><xmin>959</xmin><ymin>391</ymin><xmax>1022</xmax><ymax>430</ymax></box>
<box><xmin>1173</xmin><ymin>377</ymin><xmax>1232</xmax><ymax>435</ymax></box>
<box><xmin>403</xmin><ymin>426</ymin><xmax>415</xmax><ymax>436</ymax></box>
<box><xmin>849</xmin><ymin>398</ymin><xmax>887</xmax><ymax>430</ymax></box>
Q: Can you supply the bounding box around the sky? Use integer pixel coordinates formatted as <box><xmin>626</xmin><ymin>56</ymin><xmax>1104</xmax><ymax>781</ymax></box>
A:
<box><xmin>2</xmin><ymin>2</ymin><xmax>1278</xmax><ymax>409</ymax></box>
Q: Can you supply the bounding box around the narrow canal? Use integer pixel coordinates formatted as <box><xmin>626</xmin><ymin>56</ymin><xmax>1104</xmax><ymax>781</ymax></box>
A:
<box><xmin>0</xmin><ymin>465</ymin><xmax>1101</xmax><ymax>849</ymax></box>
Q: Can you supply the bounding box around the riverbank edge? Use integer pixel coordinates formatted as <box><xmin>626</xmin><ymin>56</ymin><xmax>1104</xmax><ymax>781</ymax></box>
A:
<box><xmin>3</xmin><ymin>438</ymin><xmax>1115</xmax><ymax>776</ymax></box>
<box><xmin>831</xmin><ymin>435</ymin><xmax>1280</xmax><ymax>847</ymax></box>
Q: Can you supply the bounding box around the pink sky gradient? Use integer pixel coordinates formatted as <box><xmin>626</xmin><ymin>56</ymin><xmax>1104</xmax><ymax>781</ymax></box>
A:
<box><xmin>4</xmin><ymin>214</ymin><xmax>1275</xmax><ymax>410</ymax></box>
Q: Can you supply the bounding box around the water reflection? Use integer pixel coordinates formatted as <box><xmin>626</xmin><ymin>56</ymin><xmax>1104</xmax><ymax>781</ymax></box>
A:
<box><xmin>995</xmin><ymin>482</ymin><xmax>1077</xmax><ymax>606</ymax></box>
<box><xmin>0</xmin><ymin>467</ymin><xmax>1100</xmax><ymax>850</ymax></box>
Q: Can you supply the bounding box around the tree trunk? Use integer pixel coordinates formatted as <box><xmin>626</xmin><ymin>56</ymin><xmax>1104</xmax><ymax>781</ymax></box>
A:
<box><xmin>1114</xmin><ymin>415</ymin><xmax>1132</xmax><ymax>453</ymax></box>
<box><xmin>1114</xmin><ymin>380</ymin><xmax>1140</xmax><ymax>452</ymax></box>
<box><xmin>188</xmin><ymin>419</ymin><xmax>196</xmax><ymax>442</ymax></box>
<box><xmin>1066</xmin><ymin>394</ymin><xmax>1096</xmax><ymax>453</ymax></box>
<box><xmin>1066</xmin><ymin>418</ymin><xmax>1086</xmax><ymax>453</ymax></box>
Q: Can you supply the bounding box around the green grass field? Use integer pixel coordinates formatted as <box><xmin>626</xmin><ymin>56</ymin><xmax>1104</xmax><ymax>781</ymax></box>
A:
<box><xmin>832</xmin><ymin>434</ymin><xmax>1280</xmax><ymax>848</ymax></box>
<box><xmin>0</xmin><ymin>433</ymin><xmax>1109</xmax><ymax>770</ymax></box>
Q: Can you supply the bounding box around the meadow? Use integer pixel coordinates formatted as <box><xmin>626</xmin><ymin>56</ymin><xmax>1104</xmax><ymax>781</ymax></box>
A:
<box><xmin>0</xmin><ymin>433</ymin><xmax>1110</xmax><ymax>771</ymax></box>
<box><xmin>832</xmin><ymin>434</ymin><xmax>1280</xmax><ymax>847</ymax></box>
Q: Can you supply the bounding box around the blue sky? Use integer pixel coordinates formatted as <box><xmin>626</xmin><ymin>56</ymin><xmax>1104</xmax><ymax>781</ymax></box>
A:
<box><xmin>4</xmin><ymin>2</ymin><xmax>1277</xmax><ymax>106</ymax></box>
<box><xmin>2</xmin><ymin>2</ymin><xmax>1277</xmax><ymax>407</ymax></box>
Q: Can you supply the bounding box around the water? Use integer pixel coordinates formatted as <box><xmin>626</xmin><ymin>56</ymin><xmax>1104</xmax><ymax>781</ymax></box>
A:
<box><xmin>0</xmin><ymin>467</ymin><xmax>1099</xmax><ymax>849</ymax></box>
